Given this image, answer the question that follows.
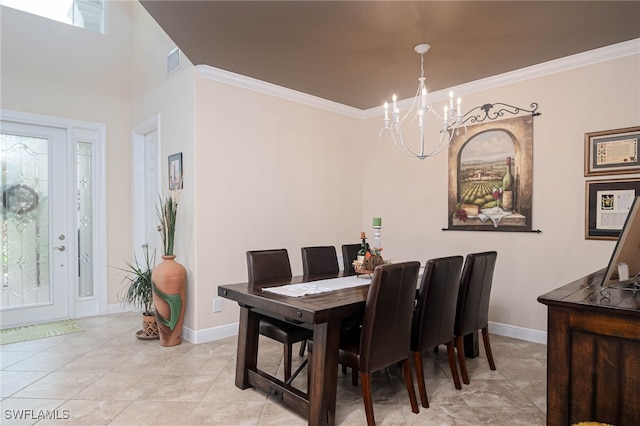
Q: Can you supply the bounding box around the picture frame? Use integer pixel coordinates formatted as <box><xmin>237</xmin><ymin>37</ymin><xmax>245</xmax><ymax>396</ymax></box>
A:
<box><xmin>585</xmin><ymin>178</ymin><xmax>640</xmax><ymax>240</ymax></box>
<box><xmin>168</xmin><ymin>152</ymin><xmax>183</xmax><ymax>190</ymax></box>
<box><xmin>584</xmin><ymin>126</ymin><xmax>640</xmax><ymax>176</ymax></box>
<box><xmin>447</xmin><ymin>114</ymin><xmax>534</xmax><ymax>232</ymax></box>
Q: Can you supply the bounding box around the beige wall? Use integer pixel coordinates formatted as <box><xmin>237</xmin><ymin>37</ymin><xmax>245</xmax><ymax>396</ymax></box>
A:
<box><xmin>192</xmin><ymin>76</ymin><xmax>363</xmax><ymax>329</ymax></box>
<box><xmin>130</xmin><ymin>2</ymin><xmax>196</xmax><ymax>328</ymax></box>
<box><xmin>361</xmin><ymin>53</ymin><xmax>640</xmax><ymax>332</ymax></box>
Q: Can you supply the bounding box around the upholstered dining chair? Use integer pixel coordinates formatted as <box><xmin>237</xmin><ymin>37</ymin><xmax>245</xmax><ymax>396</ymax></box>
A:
<box><xmin>454</xmin><ymin>251</ymin><xmax>498</xmax><ymax>385</ymax></box>
<box><xmin>411</xmin><ymin>256</ymin><xmax>464</xmax><ymax>408</ymax></box>
<box><xmin>298</xmin><ymin>245</ymin><xmax>339</xmax><ymax>356</ymax></box>
<box><xmin>335</xmin><ymin>262</ymin><xmax>421</xmax><ymax>425</ymax></box>
<box><xmin>246</xmin><ymin>249</ymin><xmax>313</xmax><ymax>381</ymax></box>
<box><xmin>341</xmin><ymin>243</ymin><xmax>361</xmax><ymax>275</ymax></box>
<box><xmin>301</xmin><ymin>246</ymin><xmax>339</xmax><ymax>276</ymax></box>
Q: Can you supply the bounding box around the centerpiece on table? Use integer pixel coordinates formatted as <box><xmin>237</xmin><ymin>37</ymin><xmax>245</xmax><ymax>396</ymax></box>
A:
<box><xmin>353</xmin><ymin>217</ymin><xmax>387</xmax><ymax>274</ymax></box>
<box><xmin>151</xmin><ymin>189</ymin><xmax>187</xmax><ymax>347</ymax></box>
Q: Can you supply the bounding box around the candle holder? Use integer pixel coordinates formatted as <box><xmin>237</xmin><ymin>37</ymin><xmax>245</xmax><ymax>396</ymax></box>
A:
<box><xmin>372</xmin><ymin>225</ymin><xmax>382</xmax><ymax>252</ymax></box>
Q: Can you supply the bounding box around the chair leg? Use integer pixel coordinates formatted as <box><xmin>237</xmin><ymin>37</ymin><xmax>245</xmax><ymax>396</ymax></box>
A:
<box><xmin>481</xmin><ymin>327</ymin><xmax>497</xmax><ymax>371</ymax></box>
<box><xmin>361</xmin><ymin>372</ymin><xmax>375</xmax><ymax>426</ymax></box>
<box><xmin>455</xmin><ymin>335</ymin><xmax>470</xmax><ymax>385</ymax></box>
<box><xmin>446</xmin><ymin>341</ymin><xmax>462</xmax><ymax>390</ymax></box>
<box><xmin>413</xmin><ymin>351</ymin><xmax>429</xmax><ymax>408</ymax></box>
<box><xmin>299</xmin><ymin>339</ymin><xmax>307</xmax><ymax>356</ymax></box>
<box><xmin>284</xmin><ymin>343</ymin><xmax>292</xmax><ymax>381</ymax></box>
<box><xmin>402</xmin><ymin>358</ymin><xmax>419</xmax><ymax>414</ymax></box>
<box><xmin>352</xmin><ymin>366</ymin><xmax>359</xmax><ymax>386</ymax></box>
<box><xmin>342</xmin><ymin>364</ymin><xmax>347</xmax><ymax>375</ymax></box>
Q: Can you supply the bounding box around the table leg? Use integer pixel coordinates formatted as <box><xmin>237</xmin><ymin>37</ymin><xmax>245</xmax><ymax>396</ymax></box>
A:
<box><xmin>235</xmin><ymin>305</ymin><xmax>259</xmax><ymax>389</ymax></box>
<box><xmin>309</xmin><ymin>319</ymin><xmax>341</xmax><ymax>426</ymax></box>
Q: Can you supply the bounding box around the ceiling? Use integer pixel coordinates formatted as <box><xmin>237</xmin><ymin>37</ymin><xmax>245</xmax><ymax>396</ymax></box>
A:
<box><xmin>140</xmin><ymin>1</ymin><xmax>640</xmax><ymax>110</ymax></box>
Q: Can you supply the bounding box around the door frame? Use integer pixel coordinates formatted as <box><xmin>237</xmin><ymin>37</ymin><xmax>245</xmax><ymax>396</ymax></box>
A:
<box><xmin>1</xmin><ymin>109</ymin><xmax>107</xmax><ymax>320</ymax></box>
<box><xmin>131</xmin><ymin>114</ymin><xmax>161</xmax><ymax>262</ymax></box>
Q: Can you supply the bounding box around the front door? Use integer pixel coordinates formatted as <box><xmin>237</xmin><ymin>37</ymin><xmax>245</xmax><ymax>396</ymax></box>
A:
<box><xmin>1</xmin><ymin>121</ymin><xmax>70</xmax><ymax>328</ymax></box>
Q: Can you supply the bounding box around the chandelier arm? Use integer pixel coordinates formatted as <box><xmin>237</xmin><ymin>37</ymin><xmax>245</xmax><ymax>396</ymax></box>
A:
<box><xmin>419</xmin><ymin>131</ymin><xmax>452</xmax><ymax>158</ymax></box>
<box><xmin>387</xmin><ymin>126</ymin><xmax>424</xmax><ymax>158</ymax></box>
<box><xmin>380</xmin><ymin>126</ymin><xmax>418</xmax><ymax>158</ymax></box>
<box><xmin>393</xmin><ymin>130</ymin><xmax>422</xmax><ymax>158</ymax></box>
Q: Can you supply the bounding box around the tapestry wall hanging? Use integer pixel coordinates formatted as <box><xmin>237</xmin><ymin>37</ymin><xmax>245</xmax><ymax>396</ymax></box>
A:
<box><xmin>447</xmin><ymin>105</ymin><xmax>539</xmax><ymax>232</ymax></box>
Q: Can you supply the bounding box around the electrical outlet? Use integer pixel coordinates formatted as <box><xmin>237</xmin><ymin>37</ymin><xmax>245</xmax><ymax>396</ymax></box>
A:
<box><xmin>213</xmin><ymin>298</ymin><xmax>222</xmax><ymax>313</ymax></box>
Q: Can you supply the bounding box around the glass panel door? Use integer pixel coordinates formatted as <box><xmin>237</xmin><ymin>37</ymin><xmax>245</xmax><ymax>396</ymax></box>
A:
<box><xmin>1</xmin><ymin>122</ymin><xmax>68</xmax><ymax>328</ymax></box>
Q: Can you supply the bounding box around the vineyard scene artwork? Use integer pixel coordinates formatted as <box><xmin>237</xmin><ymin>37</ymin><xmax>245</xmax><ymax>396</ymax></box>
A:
<box><xmin>448</xmin><ymin>114</ymin><xmax>534</xmax><ymax>232</ymax></box>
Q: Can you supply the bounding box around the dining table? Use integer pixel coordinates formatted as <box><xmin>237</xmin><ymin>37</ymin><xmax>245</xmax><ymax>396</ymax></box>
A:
<box><xmin>218</xmin><ymin>271</ymin><xmax>371</xmax><ymax>425</ymax></box>
<box><xmin>218</xmin><ymin>267</ymin><xmax>480</xmax><ymax>425</ymax></box>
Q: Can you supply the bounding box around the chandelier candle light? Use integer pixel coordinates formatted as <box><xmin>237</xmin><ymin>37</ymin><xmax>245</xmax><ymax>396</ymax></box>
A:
<box><xmin>381</xmin><ymin>43</ymin><xmax>464</xmax><ymax>160</ymax></box>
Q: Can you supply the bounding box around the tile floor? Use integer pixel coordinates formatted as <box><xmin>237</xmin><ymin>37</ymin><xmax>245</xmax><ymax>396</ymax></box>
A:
<box><xmin>1</xmin><ymin>313</ymin><xmax>547</xmax><ymax>425</ymax></box>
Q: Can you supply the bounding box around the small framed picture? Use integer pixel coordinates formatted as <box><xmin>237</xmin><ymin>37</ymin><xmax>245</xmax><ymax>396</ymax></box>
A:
<box><xmin>584</xmin><ymin>126</ymin><xmax>640</xmax><ymax>176</ymax></box>
<box><xmin>585</xmin><ymin>178</ymin><xmax>640</xmax><ymax>240</ymax></box>
<box><xmin>168</xmin><ymin>153</ymin><xmax>183</xmax><ymax>190</ymax></box>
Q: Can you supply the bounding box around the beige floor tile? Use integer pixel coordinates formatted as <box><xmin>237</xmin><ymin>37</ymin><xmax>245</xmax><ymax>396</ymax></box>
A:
<box><xmin>0</xmin><ymin>371</ymin><xmax>50</xmax><ymax>397</ymax></box>
<box><xmin>188</xmin><ymin>398</ymin><xmax>264</xmax><ymax>425</ymax></box>
<box><xmin>1</xmin><ymin>313</ymin><xmax>547</xmax><ymax>425</ymax></box>
<box><xmin>136</xmin><ymin>373</ymin><xmax>216</xmax><ymax>401</ymax></box>
<box><xmin>3</xmin><ymin>350</ymin><xmax>81</xmax><ymax>372</ymax></box>
<box><xmin>36</xmin><ymin>400</ymin><xmax>131</xmax><ymax>425</ymax></box>
<box><xmin>0</xmin><ymin>397</ymin><xmax>66</xmax><ymax>426</ymax></box>
<box><xmin>258</xmin><ymin>398</ymin><xmax>307</xmax><ymax>425</ymax></box>
<box><xmin>0</xmin><ymin>351</ymin><xmax>38</xmax><ymax>369</ymax></box>
<box><xmin>109</xmin><ymin>400</ymin><xmax>198</xmax><ymax>426</ymax></box>
<box><xmin>12</xmin><ymin>371</ymin><xmax>103</xmax><ymax>399</ymax></box>
<box><xmin>73</xmin><ymin>372</ymin><xmax>155</xmax><ymax>401</ymax></box>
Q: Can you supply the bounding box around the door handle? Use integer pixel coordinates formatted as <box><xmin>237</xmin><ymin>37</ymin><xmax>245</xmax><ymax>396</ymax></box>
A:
<box><xmin>54</xmin><ymin>245</ymin><xmax>66</xmax><ymax>252</ymax></box>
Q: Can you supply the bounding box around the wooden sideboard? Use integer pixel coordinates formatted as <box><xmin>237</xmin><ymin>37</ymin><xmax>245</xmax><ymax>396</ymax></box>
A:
<box><xmin>538</xmin><ymin>269</ymin><xmax>640</xmax><ymax>426</ymax></box>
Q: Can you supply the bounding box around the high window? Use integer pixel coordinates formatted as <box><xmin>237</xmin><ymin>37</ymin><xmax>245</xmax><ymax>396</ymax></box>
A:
<box><xmin>1</xmin><ymin>0</ymin><xmax>105</xmax><ymax>33</ymax></box>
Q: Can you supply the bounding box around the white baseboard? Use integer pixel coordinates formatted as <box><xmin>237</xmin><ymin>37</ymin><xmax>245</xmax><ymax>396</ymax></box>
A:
<box><xmin>183</xmin><ymin>322</ymin><xmax>239</xmax><ymax>344</ymax></box>
<box><xmin>185</xmin><ymin>321</ymin><xmax>546</xmax><ymax>345</ymax></box>
<box><xmin>101</xmin><ymin>307</ymin><xmax>546</xmax><ymax>345</ymax></box>
<box><xmin>489</xmin><ymin>321</ymin><xmax>547</xmax><ymax>345</ymax></box>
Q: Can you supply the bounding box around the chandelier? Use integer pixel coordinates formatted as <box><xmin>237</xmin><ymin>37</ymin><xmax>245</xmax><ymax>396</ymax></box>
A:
<box><xmin>380</xmin><ymin>43</ymin><xmax>464</xmax><ymax>160</ymax></box>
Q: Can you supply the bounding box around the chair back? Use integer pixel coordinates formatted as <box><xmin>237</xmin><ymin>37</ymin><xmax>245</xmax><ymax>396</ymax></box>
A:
<box><xmin>454</xmin><ymin>251</ymin><xmax>497</xmax><ymax>336</ymax></box>
<box><xmin>341</xmin><ymin>243</ymin><xmax>361</xmax><ymax>275</ymax></box>
<box><xmin>246</xmin><ymin>249</ymin><xmax>292</xmax><ymax>283</ymax></box>
<box><xmin>411</xmin><ymin>256</ymin><xmax>463</xmax><ymax>351</ymax></box>
<box><xmin>359</xmin><ymin>261</ymin><xmax>420</xmax><ymax>373</ymax></box>
<box><xmin>301</xmin><ymin>246</ymin><xmax>339</xmax><ymax>276</ymax></box>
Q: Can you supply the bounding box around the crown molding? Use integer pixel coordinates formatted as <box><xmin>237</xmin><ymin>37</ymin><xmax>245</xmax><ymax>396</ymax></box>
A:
<box><xmin>362</xmin><ymin>38</ymin><xmax>640</xmax><ymax>119</ymax></box>
<box><xmin>196</xmin><ymin>65</ymin><xmax>366</xmax><ymax>119</ymax></box>
<box><xmin>197</xmin><ymin>38</ymin><xmax>639</xmax><ymax>121</ymax></box>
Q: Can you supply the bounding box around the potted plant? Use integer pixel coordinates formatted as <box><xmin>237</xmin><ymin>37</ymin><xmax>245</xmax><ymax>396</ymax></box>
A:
<box><xmin>118</xmin><ymin>247</ymin><xmax>159</xmax><ymax>340</ymax></box>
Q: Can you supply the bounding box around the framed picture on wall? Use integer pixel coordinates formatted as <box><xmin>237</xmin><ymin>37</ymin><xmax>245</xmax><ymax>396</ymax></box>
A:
<box><xmin>584</xmin><ymin>126</ymin><xmax>640</xmax><ymax>176</ymax></box>
<box><xmin>168</xmin><ymin>152</ymin><xmax>183</xmax><ymax>190</ymax></box>
<box><xmin>585</xmin><ymin>178</ymin><xmax>640</xmax><ymax>240</ymax></box>
<box><xmin>447</xmin><ymin>114</ymin><xmax>534</xmax><ymax>232</ymax></box>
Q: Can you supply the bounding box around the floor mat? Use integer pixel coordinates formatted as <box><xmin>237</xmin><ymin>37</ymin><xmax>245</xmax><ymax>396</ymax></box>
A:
<box><xmin>1</xmin><ymin>319</ymin><xmax>84</xmax><ymax>345</ymax></box>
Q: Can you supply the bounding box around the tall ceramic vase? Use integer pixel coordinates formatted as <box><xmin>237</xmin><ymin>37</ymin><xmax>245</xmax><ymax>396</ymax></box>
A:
<box><xmin>151</xmin><ymin>255</ymin><xmax>187</xmax><ymax>347</ymax></box>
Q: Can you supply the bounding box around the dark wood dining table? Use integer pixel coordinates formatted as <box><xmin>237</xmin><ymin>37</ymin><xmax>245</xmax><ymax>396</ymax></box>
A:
<box><xmin>218</xmin><ymin>272</ymin><xmax>370</xmax><ymax>426</ymax></box>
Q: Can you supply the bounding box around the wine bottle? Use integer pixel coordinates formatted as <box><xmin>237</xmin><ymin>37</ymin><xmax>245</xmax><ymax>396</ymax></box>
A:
<box><xmin>502</xmin><ymin>156</ymin><xmax>514</xmax><ymax>211</ymax></box>
<box><xmin>357</xmin><ymin>232</ymin><xmax>368</xmax><ymax>262</ymax></box>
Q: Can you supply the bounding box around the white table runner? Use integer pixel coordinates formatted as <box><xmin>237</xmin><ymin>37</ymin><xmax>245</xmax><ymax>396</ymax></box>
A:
<box><xmin>262</xmin><ymin>276</ymin><xmax>371</xmax><ymax>297</ymax></box>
